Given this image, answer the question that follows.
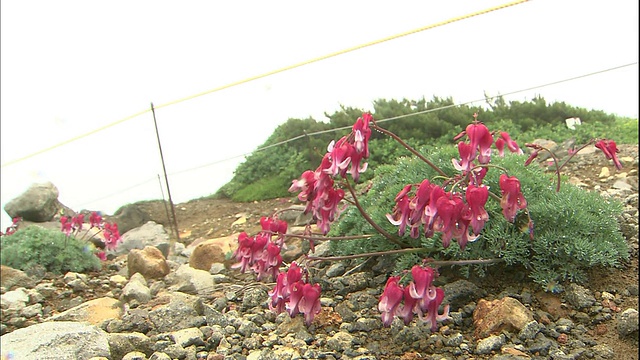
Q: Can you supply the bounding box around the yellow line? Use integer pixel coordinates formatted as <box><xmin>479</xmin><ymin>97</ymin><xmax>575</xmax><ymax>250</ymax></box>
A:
<box><xmin>1</xmin><ymin>0</ymin><xmax>529</xmax><ymax>168</ymax></box>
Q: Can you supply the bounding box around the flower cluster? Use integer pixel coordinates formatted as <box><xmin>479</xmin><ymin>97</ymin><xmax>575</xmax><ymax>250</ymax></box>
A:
<box><xmin>387</xmin><ymin>118</ymin><xmax>529</xmax><ymax>250</ymax></box>
<box><xmin>378</xmin><ymin>265</ymin><xmax>450</xmax><ymax>332</ymax></box>
<box><xmin>60</xmin><ymin>212</ymin><xmax>121</xmax><ymax>260</ymax></box>
<box><xmin>231</xmin><ymin>216</ymin><xmax>287</xmax><ymax>280</ymax></box>
<box><xmin>268</xmin><ymin>262</ymin><xmax>322</xmax><ymax>325</ymax></box>
<box><xmin>0</xmin><ymin>217</ymin><xmax>21</xmax><ymax>237</ymax></box>
<box><xmin>289</xmin><ymin>113</ymin><xmax>372</xmax><ymax>234</ymax></box>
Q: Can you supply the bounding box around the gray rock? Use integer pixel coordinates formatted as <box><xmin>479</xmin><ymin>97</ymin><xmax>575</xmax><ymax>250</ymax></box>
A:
<box><xmin>527</xmin><ymin>333</ymin><xmax>554</xmax><ymax>356</ymax></box>
<box><xmin>148</xmin><ymin>294</ymin><xmax>206</xmax><ymax>333</ymax></box>
<box><xmin>117</xmin><ymin>221</ymin><xmax>171</xmax><ymax>256</ymax></box>
<box><xmin>475</xmin><ymin>334</ymin><xmax>505</xmax><ymax>354</ymax></box>
<box><xmin>122</xmin><ymin>351</ymin><xmax>148</xmax><ymax>360</ymax></box>
<box><xmin>20</xmin><ymin>303</ymin><xmax>42</xmax><ymax>318</ymax></box>
<box><xmin>1</xmin><ymin>287</ymin><xmax>29</xmax><ymax>311</ymax></box>
<box><xmin>555</xmin><ymin>317</ymin><xmax>574</xmax><ymax>333</ymax></box>
<box><xmin>108</xmin><ymin>332</ymin><xmax>153</xmax><ymax>360</ymax></box>
<box><xmin>168</xmin><ymin>264</ymin><xmax>216</xmax><ymax>296</ymax></box>
<box><xmin>169</xmin><ymin>327</ymin><xmax>205</xmax><ymax>347</ymax></box>
<box><xmin>518</xmin><ymin>320</ymin><xmax>541</xmax><ymax>340</ymax></box>
<box><xmin>148</xmin><ymin>352</ymin><xmax>172</xmax><ymax>360</ymax></box>
<box><xmin>565</xmin><ymin>284</ymin><xmax>596</xmax><ymax>309</ymax></box>
<box><xmin>121</xmin><ymin>276</ymin><xmax>152</xmax><ymax>307</ymax></box>
<box><xmin>241</xmin><ymin>287</ymin><xmax>267</xmax><ymax>310</ymax></box>
<box><xmin>4</xmin><ymin>182</ymin><xmax>63</xmax><ymax>222</ymax></box>
<box><xmin>108</xmin><ymin>204</ymin><xmax>152</xmax><ymax>236</ymax></box>
<box><xmin>336</xmin><ymin>272</ymin><xmax>370</xmax><ymax>295</ymax></box>
<box><xmin>0</xmin><ymin>321</ymin><xmax>110</xmax><ymax>360</ymax></box>
<box><xmin>617</xmin><ymin>308</ymin><xmax>639</xmax><ymax>336</ymax></box>
<box><xmin>352</xmin><ymin>317</ymin><xmax>382</xmax><ymax>332</ymax></box>
<box><xmin>326</xmin><ymin>331</ymin><xmax>354</xmax><ymax>352</ymax></box>
<box><xmin>325</xmin><ymin>263</ymin><xmax>346</xmax><ymax>278</ymax></box>
<box><xmin>442</xmin><ymin>279</ymin><xmax>487</xmax><ymax>311</ymax></box>
<box><xmin>592</xmin><ymin>344</ymin><xmax>615</xmax><ymax>359</ymax></box>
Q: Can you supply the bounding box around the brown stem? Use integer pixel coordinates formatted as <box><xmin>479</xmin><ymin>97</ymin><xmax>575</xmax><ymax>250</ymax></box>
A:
<box><xmin>425</xmin><ymin>258</ymin><xmax>504</xmax><ymax>266</ymax></box>
<box><xmin>284</xmin><ymin>233</ymin><xmax>374</xmax><ymax>241</ymax></box>
<box><xmin>372</xmin><ymin>124</ymin><xmax>448</xmax><ymax>177</ymax></box>
<box><xmin>556</xmin><ymin>139</ymin><xmax>596</xmax><ymax>171</ymax></box>
<box><xmin>343</xmin><ymin>179</ymin><xmax>409</xmax><ymax>248</ymax></box>
<box><xmin>306</xmin><ymin>247</ymin><xmax>435</xmax><ymax>261</ymax></box>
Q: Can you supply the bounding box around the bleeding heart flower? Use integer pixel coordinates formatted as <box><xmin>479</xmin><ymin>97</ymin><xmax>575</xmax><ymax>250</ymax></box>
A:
<box><xmin>595</xmin><ymin>139</ymin><xmax>623</xmax><ymax>170</ymax></box>
<box><xmin>499</xmin><ymin>174</ymin><xmax>528</xmax><ymax>222</ymax></box>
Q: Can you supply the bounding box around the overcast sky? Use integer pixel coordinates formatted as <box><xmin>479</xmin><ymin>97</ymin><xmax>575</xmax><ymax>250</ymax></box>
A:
<box><xmin>1</xmin><ymin>0</ymin><xmax>638</xmax><ymax>230</ymax></box>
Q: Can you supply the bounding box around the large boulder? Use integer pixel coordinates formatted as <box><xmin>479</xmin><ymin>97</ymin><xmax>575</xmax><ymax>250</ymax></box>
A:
<box><xmin>116</xmin><ymin>221</ymin><xmax>171</xmax><ymax>257</ymax></box>
<box><xmin>107</xmin><ymin>203</ymin><xmax>151</xmax><ymax>235</ymax></box>
<box><xmin>0</xmin><ymin>321</ymin><xmax>110</xmax><ymax>359</ymax></box>
<box><xmin>3</xmin><ymin>182</ymin><xmax>66</xmax><ymax>222</ymax></box>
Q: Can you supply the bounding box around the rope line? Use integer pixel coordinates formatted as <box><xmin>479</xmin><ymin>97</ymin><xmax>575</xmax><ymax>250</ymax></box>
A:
<box><xmin>0</xmin><ymin>0</ymin><xmax>529</xmax><ymax>168</ymax></box>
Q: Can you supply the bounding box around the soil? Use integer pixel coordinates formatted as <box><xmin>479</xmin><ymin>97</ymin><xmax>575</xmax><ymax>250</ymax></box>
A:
<box><xmin>4</xmin><ymin>145</ymin><xmax>639</xmax><ymax>359</ymax></box>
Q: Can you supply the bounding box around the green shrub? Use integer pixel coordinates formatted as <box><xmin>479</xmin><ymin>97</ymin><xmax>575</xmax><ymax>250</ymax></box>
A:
<box><xmin>1</xmin><ymin>225</ymin><xmax>102</xmax><ymax>274</ymax></box>
<box><xmin>231</xmin><ymin>174</ymin><xmax>293</xmax><ymax>202</ymax></box>
<box><xmin>329</xmin><ymin>146</ymin><xmax>628</xmax><ymax>287</ymax></box>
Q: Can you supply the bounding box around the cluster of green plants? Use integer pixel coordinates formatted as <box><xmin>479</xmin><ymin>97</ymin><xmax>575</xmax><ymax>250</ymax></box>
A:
<box><xmin>328</xmin><ymin>146</ymin><xmax>628</xmax><ymax>287</ymax></box>
<box><xmin>216</xmin><ymin>95</ymin><xmax>637</xmax><ymax>202</ymax></box>
<box><xmin>0</xmin><ymin>225</ymin><xmax>102</xmax><ymax>274</ymax></box>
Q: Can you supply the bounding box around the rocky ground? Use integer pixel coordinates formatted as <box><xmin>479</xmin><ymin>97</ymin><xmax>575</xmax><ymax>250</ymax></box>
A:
<box><xmin>0</xmin><ymin>144</ymin><xmax>638</xmax><ymax>360</ymax></box>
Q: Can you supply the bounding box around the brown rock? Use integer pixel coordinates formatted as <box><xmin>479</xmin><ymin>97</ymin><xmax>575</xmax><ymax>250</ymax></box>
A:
<box><xmin>189</xmin><ymin>241</ymin><xmax>226</xmax><ymax>271</ymax></box>
<box><xmin>46</xmin><ymin>297</ymin><xmax>122</xmax><ymax>325</ymax></box>
<box><xmin>473</xmin><ymin>297</ymin><xmax>534</xmax><ymax>339</ymax></box>
<box><xmin>188</xmin><ymin>234</ymin><xmax>239</xmax><ymax>270</ymax></box>
<box><xmin>0</xmin><ymin>265</ymin><xmax>36</xmax><ymax>289</ymax></box>
<box><xmin>127</xmin><ymin>246</ymin><xmax>170</xmax><ymax>279</ymax></box>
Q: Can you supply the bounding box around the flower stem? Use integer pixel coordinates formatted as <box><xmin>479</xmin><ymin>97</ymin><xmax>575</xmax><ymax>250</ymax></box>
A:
<box><xmin>306</xmin><ymin>247</ymin><xmax>436</xmax><ymax>261</ymax></box>
<box><xmin>343</xmin><ymin>178</ymin><xmax>409</xmax><ymax>248</ymax></box>
<box><xmin>372</xmin><ymin>123</ymin><xmax>448</xmax><ymax>177</ymax></box>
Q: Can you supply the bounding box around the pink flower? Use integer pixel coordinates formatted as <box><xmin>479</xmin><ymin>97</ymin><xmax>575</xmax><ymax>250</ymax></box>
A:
<box><xmin>325</xmin><ymin>137</ymin><xmax>352</xmax><ymax>178</ymax></box>
<box><xmin>465</xmin><ymin>184</ymin><xmax>489</xmax><ymax>235</ymax></box>
<box><xmin>71</xmin><ymin>214</ymin><xmax>85</xmax><ymax>232</ymax></box>
<box><xmin>89</xmin><ymin>212</ymin><xmax>103</xmax><ymax>228</ymax></box>
<box><xmin>378</xmin><ymin>276</ymin><xmax>404</xmax><ymax>326</ymax></box>
<box><xmin>353</xmin><ymin>113</ymin><xmax>372</xmax><ymax>157</ymax></box>
<box><xmin>299</xmin><ymin>283</ymin><xmax>322</xmax><ymax>325</ymax></box>
<box><xmin>495</xmin><ymin>137</ymin><xmax>506</xmax><ymax>157</ymax></box>
<box><xmin>408</xmin><ymin>265</ymin><xmax>435</xmax><ymax>300</ymax></box>
<box><xmin>498</xmin><ymin>132</ymin><xmax>523</xmax><ymax>155</ymax></box>
<box><xmin>465</xmin><ymin>122</ymin><xmax>493</xmax><ymax>164</ymax></box>
<box><xmin>452</xmin><ymin>142</ymin><xmax>475</xmax><ymax>172</ymax></box>
<box><xmin>396</xmin><ymin>285</ymin><xmax>418</xmax><ymax>325</ymax></box>
<box><xmin>102</xmin><ymin>222</ymin><xmax>121</xmax><ymax>250</ymax></box>
<box><xmin>386</xmin><ymin>185</ymin><xmax>413</xmax><ymax>236</ymax></box>
<box><xmin>499</xmin><ymin>174</ymin><xmax>527</xmax><ymax>222</ymax></box>
<box><xmin>595</xmin><ymin>139</ymin><xmax>623</xmax><ymax>170</ymax></box>
<box><xmin>96</xmin><ymin>251</ymin><xmax>107</xmax><ymax>261</ymax></box>
<box><xmin>420</xmin><ymin>287</ymin><xmax>450</xmax><ymax>333</ymax></box>
<box><xmin>60</xmin><ymin>216</ymin><xmax>72</xmax><ymax>236</ymax></box>
<box><xmin>432</xmin><ymin>193</ymin><xmax>465</xmax><ymax>248</ymax></box>
<box><xmin>379</xmin><ymin>265</ymin><xmax>449</xmax><ymax>331</ymax></box>
<box><xmin>524</xmin><ymin>150</ymin><xmax>539</xmax><ymax>166</ymax></box>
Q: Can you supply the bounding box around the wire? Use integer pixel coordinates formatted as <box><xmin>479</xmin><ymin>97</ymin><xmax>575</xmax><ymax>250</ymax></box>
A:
<box><xmin>0</xmin><ymin>0</ymin><xmax>530</xmax><ymax>169</ymax></box>
<box><xmin>166</xmin><ymin>61</ymin><xmax>639</xmax><ymax>175</ymax></box>
<box><xmin>57</xmin><ymin>61</ymin><xmax>639</xmax><ymax>205</ymax></box>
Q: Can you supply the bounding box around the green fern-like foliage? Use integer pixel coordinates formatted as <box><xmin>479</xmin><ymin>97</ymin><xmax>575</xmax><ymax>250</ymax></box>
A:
<box><xmin>1</xmin><ymin>225</ymin><xmax>102</xmax><ymax>274</ymax></box>
<box><xmin>329</xmin><ymin>146</ymin><xmax>628</xmax><ymax>286</ymax></box>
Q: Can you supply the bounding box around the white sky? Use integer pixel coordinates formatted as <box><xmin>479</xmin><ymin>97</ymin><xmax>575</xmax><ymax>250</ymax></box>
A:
<box><xmin>1</xmin><ymin>0</ymin><xmax>638</xmax><ymax>230</ymax></box>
